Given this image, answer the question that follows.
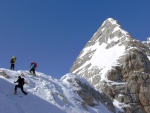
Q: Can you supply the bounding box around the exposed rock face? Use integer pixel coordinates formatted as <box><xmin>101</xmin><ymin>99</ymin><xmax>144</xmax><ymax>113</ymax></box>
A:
<box><xmin>0</xmin><ymin>70</ymin><xmax>9</xmax><ymax>78</ymax></box>
<box><xmin>70</xmin><ymin>18</ymin><xmax>150</xmax><ymax>113</ymax></box>
<box><xmin>66</xmin><ymin>76</ymin><xmax>116</xmax><ymax>112</ymax></box>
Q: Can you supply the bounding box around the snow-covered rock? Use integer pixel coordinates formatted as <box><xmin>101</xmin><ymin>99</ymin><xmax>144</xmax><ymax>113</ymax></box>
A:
<box><xmin>70</xmin><ymin>18</ymin><xmax>150</xmax><ymax>113</ymax></box>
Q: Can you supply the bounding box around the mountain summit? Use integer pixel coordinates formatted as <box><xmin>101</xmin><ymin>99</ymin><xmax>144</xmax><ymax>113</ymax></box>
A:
<box><xmin>70</xmin><ymin>18</ymin><xmax>150</xmax><ymax>113</ymax></box>
<box><xmin>70</xmin><ymin>18</ymin><xmax>135</xmax><ymax>81</ymax></box>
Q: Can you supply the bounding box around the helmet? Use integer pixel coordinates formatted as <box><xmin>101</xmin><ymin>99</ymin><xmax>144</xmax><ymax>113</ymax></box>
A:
<box><xmin>12</xmin><ymin>56</ymin><xmax>15</xmax><ymax>58</ymax></box>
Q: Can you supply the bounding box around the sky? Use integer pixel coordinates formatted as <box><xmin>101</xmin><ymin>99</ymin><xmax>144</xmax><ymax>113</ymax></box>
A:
<box><xmin>0</xmin><ymin>0</ymin><xmax>150</xmax><ymax>78</ymax></box>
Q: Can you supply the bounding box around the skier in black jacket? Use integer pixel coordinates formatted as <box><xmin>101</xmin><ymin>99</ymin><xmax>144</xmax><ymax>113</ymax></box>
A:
<box><xmin>14</xmin><ymin>76</ymin><xmax>28</xmax><ymax>95</ymax></box>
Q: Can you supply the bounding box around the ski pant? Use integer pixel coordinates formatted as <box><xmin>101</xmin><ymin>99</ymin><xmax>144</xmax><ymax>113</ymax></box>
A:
<box><xmin>30</xmin><ymin>68</ymin><xmax>36</xmax><ymax>75</ymax></box>
<box><xmin>10</xmin><ymin>64</ymin><xmax>15</xmax><ymax>70</ymax></box>
<box><xmin>15</xmin><ymin>85</ymin><xmax>27</xmax><ymax>95</ymax></box>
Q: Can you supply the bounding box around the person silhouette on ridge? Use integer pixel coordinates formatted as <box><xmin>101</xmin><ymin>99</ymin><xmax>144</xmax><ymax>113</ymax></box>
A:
<box><xmin>10</xmin><ymin>56</ymin><xmax>16</xmax><ymax>70</ymax></box>
<box><xmin>29</xmin><ymin>62</ymin><xmax>37</xmax><ymax>76</ymax></box>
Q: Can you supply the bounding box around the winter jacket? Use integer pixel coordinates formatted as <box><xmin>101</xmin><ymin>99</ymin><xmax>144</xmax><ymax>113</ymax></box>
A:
<box><xmin>10</xmin><ymin>58</ymin><xmax>16</xmax><ymax>64</ymax></box>
<box><xmin>30</xmin><ymin>62</ymin><xmax>37</xmax><ymax>69</ymax></box>
<box><xmin>14</xmin><ymin>78</ymin><xmax>25</xmax><ymax>86</ymax></box>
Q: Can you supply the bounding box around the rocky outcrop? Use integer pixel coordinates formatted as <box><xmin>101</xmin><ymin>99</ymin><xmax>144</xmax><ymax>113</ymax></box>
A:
<box><xmin>66</xmin><ymin>76</ymin><xmax>116</xmax><ymax>112</ymax></box>
<box><xmin>0</xmin><ymin>70</ymin><xmax>9</xmax><ymax>78</ymax></box>
<box><xmin>100</xmin><ymin>45</ymin><xmax>150</xmax><ymax>113</ymax></box>
<box><xmin>70</xmin><ymin>18</ymin><xmax>150</xmax><ymax>113</ymax></box>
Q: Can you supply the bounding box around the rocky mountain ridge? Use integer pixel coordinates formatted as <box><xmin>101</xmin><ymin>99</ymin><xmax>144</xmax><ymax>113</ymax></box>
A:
<box><xmin>70</xmin><ymin>18</ymin><xmax>150</xmax><ymax>113</ymax></box>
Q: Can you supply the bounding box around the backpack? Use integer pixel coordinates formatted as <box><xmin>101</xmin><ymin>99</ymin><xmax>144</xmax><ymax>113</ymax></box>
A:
<box><xmin>20</xmin><ymin>78</ymin><xmax>25</xmax><ymax>85</ymax></box>
<box><xmin>33</xmin><ymin>62</ymin><xmax>37</xmax><ymax>68</ymax></box>
<box><xmin>10</xmin><ymin>58</ymin><xmax>16</xmax><ymax>64</ymax></box>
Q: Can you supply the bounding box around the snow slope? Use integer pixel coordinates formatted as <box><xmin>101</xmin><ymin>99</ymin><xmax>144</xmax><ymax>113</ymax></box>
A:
<box><xmin>0</xmin><ymin>68</ymin><xmax>111</xmax><ymax>113</ymax></box>
<box><xmin>76</xmin><ymin>42</ymin><xmax>125</xmax><ymax>81</ymax></box>
<box><xmin>71</xmin><ymin>18</ymin><xmax>131</xmax><ymax>82</ymax></box>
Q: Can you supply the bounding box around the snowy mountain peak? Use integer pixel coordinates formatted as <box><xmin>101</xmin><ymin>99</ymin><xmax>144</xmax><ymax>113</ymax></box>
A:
<box><xmin>70</xmin><ymin>18</ymin><xmax>134</xmax><ymax>81</ymax></box>
<box><xmin>102</xmin><ymin>18</ymin><xmax>118</xmax><ymax>26</ymax></box>
<box><xmin>70</xmin><ymin>18</ymin><xmax>150</xmax><ymax>113</ymax></box>
<box><xmin>83</xmin><ymin>18</ymin><xmax>133</xmax><ymax>53</ymax></box>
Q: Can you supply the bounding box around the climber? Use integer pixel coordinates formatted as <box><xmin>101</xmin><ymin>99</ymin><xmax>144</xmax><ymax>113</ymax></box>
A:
<box><xmin>29</xmin><ymin>62</ymin><xmax>37</xmax><ymax>76</ymax></box>
<box><xmin>14</xmin><ymin>76</ymin><xmax>28</xmax><ymax>95</ymax></box>
<box><xmin>10</xmin><ymin>56</ymin><xmax>17</xmax><ymax>70</ymax></box>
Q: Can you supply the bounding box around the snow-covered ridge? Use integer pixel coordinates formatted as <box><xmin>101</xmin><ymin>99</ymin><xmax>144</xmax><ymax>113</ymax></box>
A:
<box><xmin>101</xmin><ymin>18</ymin><xmax>130</xmax><ymax>37</ymax></box>
<box><xmin>0</xmin><ymin>68</ymin><xmax>112</xmax><ymax>113</ymax></box>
